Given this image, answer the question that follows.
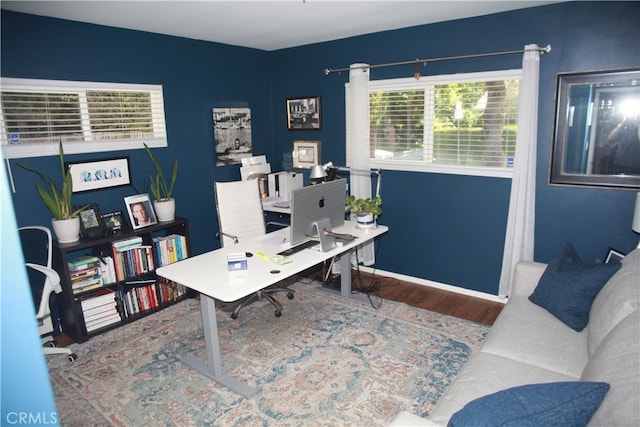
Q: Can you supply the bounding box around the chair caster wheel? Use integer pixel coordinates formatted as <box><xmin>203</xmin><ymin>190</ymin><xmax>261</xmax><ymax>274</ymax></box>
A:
<box><xmin>287</xmin><ymin>292</ymin><xmax>294</xmax><ymax>299</ymax></box>
<box><xmin>46</xmin><ymin>340</ymin><xmax>57</xmax><ymax>348</ymax></box>
<box><xmin>275</xmin><ymin>310</ymin><xmax>282</xmax><ymax>317</ymax></box>
<box><xmin>68</xmin><ymin>353</ymin><xmax>78</xmax><ymax>362</ymax></box>
<box><xmin>231</xmin><ymin>313</ymin><xmax>238</xmax><ymax>320</ymax></box>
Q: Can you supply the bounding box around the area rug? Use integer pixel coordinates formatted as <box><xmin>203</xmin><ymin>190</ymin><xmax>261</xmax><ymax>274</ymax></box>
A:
<box><xmin>46</xmin><ymin>278</ymin><xmax>489</xmax><ymax>426</ymax></box>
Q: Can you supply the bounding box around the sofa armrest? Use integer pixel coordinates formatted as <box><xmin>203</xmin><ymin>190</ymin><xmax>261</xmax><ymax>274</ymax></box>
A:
<box><xmin>510</xmin><ymin>261</ymin><xmax>547</xmax><ymax>298</ymax></box>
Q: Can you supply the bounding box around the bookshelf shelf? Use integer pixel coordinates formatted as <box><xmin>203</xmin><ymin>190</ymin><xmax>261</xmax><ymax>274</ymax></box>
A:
<box><xmin>52</xmin><ymin>217</ymin><xmax>192</xmax><ymax>343</ymax></box>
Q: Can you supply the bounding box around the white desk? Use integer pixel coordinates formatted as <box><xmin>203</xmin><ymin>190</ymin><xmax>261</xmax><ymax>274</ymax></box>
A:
<box><xmin>156</xmin><ymin>221</ymin><xmax>388</xmax><ymax>397</ymax></box>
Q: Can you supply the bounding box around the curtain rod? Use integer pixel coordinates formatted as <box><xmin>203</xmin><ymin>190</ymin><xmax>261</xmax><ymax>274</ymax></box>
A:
<box><xmin>324</xmin><ymin>44</ymin><xmax>551</xmax><ymax>75</ymax></box>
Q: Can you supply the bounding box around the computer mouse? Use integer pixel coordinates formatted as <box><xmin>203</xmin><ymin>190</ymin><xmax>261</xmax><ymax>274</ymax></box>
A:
<box><xmin>245</xmin><ymin>252</ymin><xmax>253</xmax><ymax>257</ymax></box>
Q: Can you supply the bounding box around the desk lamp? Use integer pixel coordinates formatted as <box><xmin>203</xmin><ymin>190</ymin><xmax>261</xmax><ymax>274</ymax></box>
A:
<box><xmin>633</xmin><ymin>192</ymin><xmax>640</xmax><ymax>248</ymax></box>
<box><xmin>309</xmin><ymin>162</ymin><xmax>382</xmax><ymax>198</ymax></box>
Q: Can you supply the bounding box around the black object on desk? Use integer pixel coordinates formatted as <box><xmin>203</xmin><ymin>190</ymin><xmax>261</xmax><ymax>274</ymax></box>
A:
<box><xmin>277</xmin><ymin>240</ymin><xmax>319</xmax><ymax>256</ymax></box>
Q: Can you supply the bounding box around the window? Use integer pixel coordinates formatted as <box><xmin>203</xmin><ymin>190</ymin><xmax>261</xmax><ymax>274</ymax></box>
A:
<box><xmin>349</xmin><ymin>69</ymin><xmax>522</xmax><ymax>177</ymax></box>
<box><xmin>0</xmin><ymin>78</ymin><xmax>167</xmax><ymax>158</ymax></box>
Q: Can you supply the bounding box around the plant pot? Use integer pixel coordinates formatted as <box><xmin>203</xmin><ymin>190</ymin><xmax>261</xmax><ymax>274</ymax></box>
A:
<box><xmin>355</xmin><ymin>212</ymin><xmax>376</xmax><ymax>229</ymax></box>
<box><xmin>154</xmin><ymin>199</ymin><xmax>175</xmax><ymax>222</ymax></box>
<box><xmin>51</xmin><ymin>217</ymin><xmax>80</xmax><ymax>243</ymax></box>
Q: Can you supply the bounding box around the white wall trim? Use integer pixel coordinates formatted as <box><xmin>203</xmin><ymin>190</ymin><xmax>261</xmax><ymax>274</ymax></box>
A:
<box><xmin>357</xmin><ymin>266</ymin><xmax>508</xmax><ymax>304</ymax></box>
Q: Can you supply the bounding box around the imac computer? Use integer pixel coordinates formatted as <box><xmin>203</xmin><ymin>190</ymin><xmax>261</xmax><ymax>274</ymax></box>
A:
<box><xmin>289</xmin><ymin>178</ymin><xmax>347</xmax><ymax>246</ymax></box>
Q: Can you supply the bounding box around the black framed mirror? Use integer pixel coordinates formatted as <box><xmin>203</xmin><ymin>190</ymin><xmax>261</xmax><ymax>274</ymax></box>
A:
<box><xmin>549</xmin><ymin>67</ymin><xmax>640</xmax><ymax>189</ymax></box>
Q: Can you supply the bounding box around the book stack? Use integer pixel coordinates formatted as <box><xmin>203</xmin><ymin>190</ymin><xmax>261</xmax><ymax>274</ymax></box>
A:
<box><xmin>112</xmin><ymin>236</ymin><xmax>155</xmax><ymax>281</ymax></box>
<box><xmin>120</xmin><ymin>280</ymin><xmax>187</xmax><ymax>317</ymax></box>
<box><xmin>153</xmin><ymin>234</ymin><xmax>188</xmax><ymax>267</ymax></box>
<box><xmin>68</xmin><ymin>255</ymin><xmax>103</xmax><ymax>294</ymax></box>
<box><xmin>80</xmin><ymin>289</ymin><xmax>121</xmax><ymax>332</ymax></box>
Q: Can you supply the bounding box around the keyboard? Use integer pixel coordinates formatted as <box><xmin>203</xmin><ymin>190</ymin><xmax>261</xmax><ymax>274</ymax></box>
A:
<box><xmin>277</xmin><ymin>240</ymin><xmax>319</xmax><ymax>256</ymax></box>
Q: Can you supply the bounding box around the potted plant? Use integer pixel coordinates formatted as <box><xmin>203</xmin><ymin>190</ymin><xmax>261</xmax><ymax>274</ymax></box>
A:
<box><xmin>345</xmin><ymin>195</ymin><xmax>382</xmax><ymax>229</ymax></box>
<box><xmin>144</xmin><ymin>143</ymin><xmax>178</xmax><ymax>222</ymax></box>
<box><xmin>17</xmin><ymin>142</ymin><xmax>86</xmax><ymax>243</ymax></box>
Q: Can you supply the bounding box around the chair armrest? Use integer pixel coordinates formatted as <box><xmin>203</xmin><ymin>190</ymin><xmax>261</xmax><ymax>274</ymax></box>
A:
<box><xmin>25</xmin><ymin>263</ymin><xmax>62</xmax><ymax>320</ymax></box>
<box><xmin>216</xmin><ymin>231</ymin><xmax>239</xmax><ymax>244</ymax></box>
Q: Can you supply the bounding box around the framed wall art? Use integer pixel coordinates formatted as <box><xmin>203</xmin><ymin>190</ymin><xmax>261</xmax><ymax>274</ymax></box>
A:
<box><xmin>287</xmin><ymin>96</ymin><xmax>321</xmax><ymax>130</ymax></box>
<box><xmin>101</xmin><ymin>210</ymin><xmax>126</xmax><ymax>234</ymax></box>
<box><xmin>292</xmin><ymin>140</ymin><xmax>321</xmax><ymax>169</ymax></box>
<box><xmin>124</xmin><ymin>194</ymin><xmax>157</xmax><ymax>230</ymax></box>
<box><xmin>67</xmin><ymin>157</ymin><xmax>131</xmax><ymax>193</ymax></box>
<box><xmin>604</xmin><ymin>247</ymin><xmax>625</xmax><ymax>264</ymax></box>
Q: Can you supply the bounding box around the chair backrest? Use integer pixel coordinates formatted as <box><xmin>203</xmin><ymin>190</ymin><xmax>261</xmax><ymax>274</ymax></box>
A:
<box><xmin>18</xmin><ymin>226</ymin><xmax>54</xmax><ymax>316</ymax></box>
<box><xmin>214</xmin><ymin>179</ymin><xmax>266</xmax><ymax>247</ymax></box>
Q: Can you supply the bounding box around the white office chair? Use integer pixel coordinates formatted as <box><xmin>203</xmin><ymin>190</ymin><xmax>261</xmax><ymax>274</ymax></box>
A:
<box><xmin>214</xmin><ymin>179</ymin><xmax>294</xmax><ymax>319</ymax></box>
<box><xmin>19</xmin><ymin>226</ymin><xmax>77</xmax><ymax>361</ymax></box>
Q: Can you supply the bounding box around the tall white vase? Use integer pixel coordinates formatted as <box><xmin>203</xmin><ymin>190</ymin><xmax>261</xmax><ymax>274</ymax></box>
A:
<box><xmin>51</xmin><ymin>217</ymin><xmax>80</xmax><ymax>243</ymax></box>
<box><xmin>154</xmin><ymin>199</ymin><xmax>175</xmax><ymax>222</ymax></box>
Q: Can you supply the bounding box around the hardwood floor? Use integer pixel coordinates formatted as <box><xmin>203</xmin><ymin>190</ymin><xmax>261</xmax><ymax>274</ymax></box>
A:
<box><xmin>307</xmin><ymin>266</ymin><xmax>504</xmax><ymax>326</ymax></box>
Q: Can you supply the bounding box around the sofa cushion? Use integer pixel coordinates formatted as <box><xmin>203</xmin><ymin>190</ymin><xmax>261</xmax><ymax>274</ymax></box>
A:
<box><xmin>447</xmin><ymin>382</ymin><xmax>610</xmax><ymax>427</ymax></box>
<box><xmin>581</xmin><ymin>310</ymin><xmax>640</xmax><ymax>426</ymax></box>
<box><xmin>529</xmin><ymin>242</ymin><xmax>621</xmax><ymax>332</ymax></box>
<box><xmin>480</xmin><ymin>295</ymin><xmax>588</xmax><ymax>377</ymax></box>
<box><xmin>429</xmin><ymin>352</ymin><xmax>578</xmax><ymax>425</ymax></box>
<box><xmin>587</xmin><ymin>248</ymin><xmax>640</xmax><ymax>355</ymax></box>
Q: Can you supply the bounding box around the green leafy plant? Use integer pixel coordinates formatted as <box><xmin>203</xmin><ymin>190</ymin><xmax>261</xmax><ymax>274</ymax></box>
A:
<box><xmin>17</xmin><ymin>142</ymin><xmax>86</xmax><ymax>220</ymax></box>
<box><xmin>144</xmin><ymin>143</ymin><xmax>178</xmax><ymax>202</ymax></box>
<box><xmin>345</xmin><ymin>195</ymin><xmax>382</xmax><ymax>216</ymax></box>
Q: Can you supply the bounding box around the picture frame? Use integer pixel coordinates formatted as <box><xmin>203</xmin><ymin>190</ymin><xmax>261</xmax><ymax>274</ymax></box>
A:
<box><xmin>67</xmin><ymin>157</ymin><xmax>131</xmax><ymax>193</ymax></box>
<box><xmin>101</xmin><ymin>210</ymin><xmax>126</xmax><ymax>234</ymax></box>
<box><xmin>286</xmin><ymin>96</ymin><xmax>321</xmax><ymax>130</ymax></box>
<box><xmin>76</xmin><ymin>203</ymin><xmax>108</xmax><ymax>240</ymax></box>
<box><xmin>604</xmin><ymin>247</ymin><xmax>626</xmax><ymax>264</ymax></box>
<box><xmin>124</xmin><ymin>194</ymin><xmax>157</xmax><ymax>230</ymax></box>
<box><xmin>292</xmin><ymin>140</ymin><xmax>321</xmax><ymax>169</ymax></box>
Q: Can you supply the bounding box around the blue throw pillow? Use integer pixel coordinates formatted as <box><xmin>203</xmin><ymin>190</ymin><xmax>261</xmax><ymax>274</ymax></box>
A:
<box><xmin>447</xmin><ymin>382</ymin><xmax>610</xmax><ymax>427</ymax></box>
<box><xmin>528</xmin><ymin>242</ymin><xmax>621</xmax><ymax>331</ymax></box>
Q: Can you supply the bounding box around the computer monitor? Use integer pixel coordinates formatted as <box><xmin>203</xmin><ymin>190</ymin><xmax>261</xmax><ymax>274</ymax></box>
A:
<box><xmin>289</xmin><ymin>178</ymin><xmax>347</xmax><ymax>245</ymax></box>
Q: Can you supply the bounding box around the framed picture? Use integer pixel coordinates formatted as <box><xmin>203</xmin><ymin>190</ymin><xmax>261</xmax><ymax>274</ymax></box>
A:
<box><xmin>76</xmin><ymin>203</ymin><xmax>108</xmax><ymax>240</ymax></box>
<box><xmin>292</xmin><ymin>140</ymin><xmax>321</xmax><ymax>169</ymax></box>
<box><xmin>67</xmin><ymin>157</ymin><xmax>131</xmax><ymax>193</ymax></box>
<box><xmin>124</xmin><ymin>194</ymin><xmax>157</xmax><ymax>230</ymax></box>
<box><xmin>101</xmin><ymin>210</ymin><xmax>126</xmax><ymax>234</ymax></box>
<box><xmin>287</xmin><ymin>96</ymin><xmax>321</xmax><ymax>130</ymax></box>
<box><xmin>605</xmin><ymin>247</ymin><xmax>625</xmax><ymax>264</ymax></box>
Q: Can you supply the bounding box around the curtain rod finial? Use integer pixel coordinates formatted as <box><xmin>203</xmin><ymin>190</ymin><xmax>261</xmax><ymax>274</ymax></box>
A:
<box><xmin>543</xmin><ymin>45</ymin><xmax>552</xmax><ymax>54</ymax></box>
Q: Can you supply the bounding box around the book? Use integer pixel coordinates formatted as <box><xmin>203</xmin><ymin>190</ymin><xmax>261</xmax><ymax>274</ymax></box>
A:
<box><xmin>68</xmin><ymin>255</ymin><xmax>100</xmax><ymax>271</ymax></box>
<box><xmin>79</xmin><ymin>289</ymin><xmax>116</xmax><ymax>311</ymax></box>
<box><xmin>112</xmin><ymin>236</ymin><xmax>143</xmax><ymax>251</ymax></box>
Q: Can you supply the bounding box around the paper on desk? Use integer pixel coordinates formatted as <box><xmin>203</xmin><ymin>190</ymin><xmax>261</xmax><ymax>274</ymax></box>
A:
<box><xmin>257</xmin><ymin>234</ymin><xmax>290</xmax><ymax>248</ymax></box>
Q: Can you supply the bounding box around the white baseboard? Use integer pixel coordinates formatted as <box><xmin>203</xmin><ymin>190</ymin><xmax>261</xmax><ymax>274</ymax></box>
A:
<box><xmin>356</xmin><ymin>266</ymin><xmax>507</xmax><ymax>304</ymax></box>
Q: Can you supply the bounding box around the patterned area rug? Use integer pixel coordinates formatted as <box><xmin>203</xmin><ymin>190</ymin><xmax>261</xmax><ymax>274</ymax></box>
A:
<box><xmin>46</xmin><ymin>278</ymin><xmax>489</xmax><ymax>426</ymax></box>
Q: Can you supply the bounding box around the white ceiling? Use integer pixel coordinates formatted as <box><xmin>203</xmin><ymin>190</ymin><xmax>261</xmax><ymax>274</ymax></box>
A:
<box><xmin>1</xmin><ymin>1</ymin><xmax>561</xmax><ymax>51</ymax></box>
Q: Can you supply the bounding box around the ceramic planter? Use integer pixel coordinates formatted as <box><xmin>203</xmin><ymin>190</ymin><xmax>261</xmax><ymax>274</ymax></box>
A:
<box><xmin>153</xmin><ymin>198</ymin><xmax>175</xmax><ymax>222</ymax></box>
<box><xmin>51</xmin><ymin>217</ymin><xmax>81</xmax><ymax>243</ymax></box>
<box><xmin>355</xmin><ymin>212</ymin><xmax>376</xmax><ymax>229</ymax></box>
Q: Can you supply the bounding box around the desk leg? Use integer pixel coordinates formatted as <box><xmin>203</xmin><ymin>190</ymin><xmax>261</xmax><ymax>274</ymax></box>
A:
<box><xmin>180</xmin><ymin>294</ymin><xmax>257</xmax><ymax>398</ymax></box>
<box><xmin>340</xmin><ymin>253</ymin><xmax>352</xmax><ymax>298</ymax></box>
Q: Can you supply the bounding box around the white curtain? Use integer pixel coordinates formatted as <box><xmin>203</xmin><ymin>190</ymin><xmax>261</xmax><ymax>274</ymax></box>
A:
<box><xmin>498</xmin><ymin>44</ymin><xmax>540</xmax><ymax>297</ymax></box>
<box><xmin>347</xmin><ymin>63</ymin><xmax>375</xmax><ymax>266</ymax></box>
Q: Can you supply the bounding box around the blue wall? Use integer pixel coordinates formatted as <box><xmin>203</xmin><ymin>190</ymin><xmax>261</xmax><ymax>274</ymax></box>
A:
<box><xmin>2</xmin><ymin>2</ymin><xmax>639</xmax><ymax>300</ymax></box>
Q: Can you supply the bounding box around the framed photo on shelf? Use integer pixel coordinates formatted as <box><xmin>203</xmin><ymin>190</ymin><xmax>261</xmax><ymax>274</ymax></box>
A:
<box><xmin>286</xmin><ymin>96</ymin><xmax>321</xmax><ymax>130</ymax></box>
<box><xmin>67</xmin><ymin>157</ymin><xmax>131</xmax><ymax>193</ymax></box>
<box><xmin>124</xmin><ymin>194</ymin><xmax>157</xmax><ymax>230</ymax></box>
<box><xmin>76</xmin><ymin>203</ymin><xmax>108</xmax><ymax>240</ymax></box>
<box><xmin>604</xmin><ymin>247</ymin><xmax>625</xmax><ymax>264</ymax></box>
<box><xmin>292</xmin><ymin>140</ymin><xmax>321</xmax><ymax>169</ymax></box>
<box><xmin>101</xmin><ymin>210</ymin><xmax>126</xmax><ymax>234</ymax></box>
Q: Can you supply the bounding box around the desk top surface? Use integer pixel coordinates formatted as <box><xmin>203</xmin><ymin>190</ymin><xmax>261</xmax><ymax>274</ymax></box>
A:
<box><xmin>156</xmin><ymin>221</ymin><xmax>387</xmax><ymax>302</ymax></box>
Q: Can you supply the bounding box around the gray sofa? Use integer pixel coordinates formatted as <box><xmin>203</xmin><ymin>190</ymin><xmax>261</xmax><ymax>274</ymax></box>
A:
<box><xmin>391</xmin><ymin>247</ymin><xmax>640</xmax><ymax>426</ymax></box>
